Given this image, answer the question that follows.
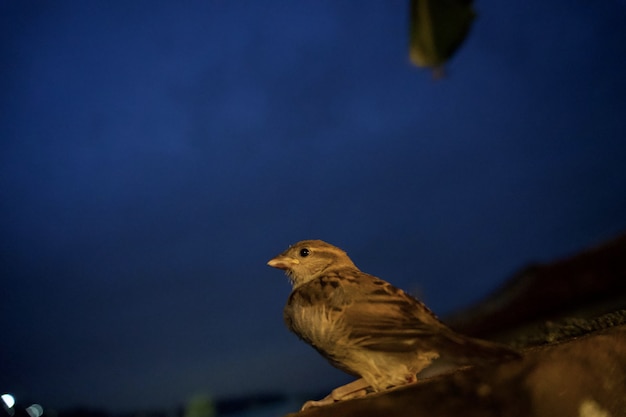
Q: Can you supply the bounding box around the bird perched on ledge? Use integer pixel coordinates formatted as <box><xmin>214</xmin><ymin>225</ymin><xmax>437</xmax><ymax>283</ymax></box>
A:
<box><xmin>267</xmin><ymin>239</ymin><xmax>520</xmax><ymax>409</ymax></box>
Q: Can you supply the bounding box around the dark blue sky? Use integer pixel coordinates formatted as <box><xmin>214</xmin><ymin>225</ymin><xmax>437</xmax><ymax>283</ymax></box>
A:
<box><xmin>2</xmin><ymin>0</ymin><xmax>626</xmax><ymax>412</ymax></box>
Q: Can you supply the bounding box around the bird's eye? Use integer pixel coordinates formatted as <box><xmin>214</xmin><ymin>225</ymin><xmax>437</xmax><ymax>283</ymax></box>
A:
<box><xmin>299</xmin><ymin>248</ymin><xmax>310</xmax><ymax>257</ymax></box>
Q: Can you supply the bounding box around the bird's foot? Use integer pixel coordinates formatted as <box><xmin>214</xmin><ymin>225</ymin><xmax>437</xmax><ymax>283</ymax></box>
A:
<box><xmin>300</xmin><ymin>378</ymin><xmax>371</xmax><ymax>410</ymax></box>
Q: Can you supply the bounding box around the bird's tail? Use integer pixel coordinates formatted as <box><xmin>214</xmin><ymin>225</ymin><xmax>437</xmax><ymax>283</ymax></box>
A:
<box><xmin>439</xmin><ymin>330</ymin><xmax>521</xmax><ymax>365</ymax></box>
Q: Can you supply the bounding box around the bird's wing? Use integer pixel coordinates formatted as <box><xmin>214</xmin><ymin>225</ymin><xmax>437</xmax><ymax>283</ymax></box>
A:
<box><xmin>319</xmin><ymin>270</ymin><xmax>450</xmax><ymax>353</ymax></box>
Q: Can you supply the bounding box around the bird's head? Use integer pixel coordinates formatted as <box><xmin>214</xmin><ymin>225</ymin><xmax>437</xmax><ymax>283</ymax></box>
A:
<box><xmin>267</xmin><ymin>240</ymin><xmax>357</xmax><ymax>288</ymax></box>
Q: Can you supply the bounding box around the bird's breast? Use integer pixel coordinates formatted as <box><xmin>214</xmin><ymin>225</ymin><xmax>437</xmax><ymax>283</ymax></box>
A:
<box><xmin>284</xmin><ymin>295</ymin><xmax>345</xmax><ymax>348</ymax></box>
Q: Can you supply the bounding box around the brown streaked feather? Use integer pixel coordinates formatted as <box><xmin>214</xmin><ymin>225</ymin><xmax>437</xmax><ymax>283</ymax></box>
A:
<box><xmin>286</xmin><ymin>269</ymin><xmax>451</xmax><ymax>354</ymax></box>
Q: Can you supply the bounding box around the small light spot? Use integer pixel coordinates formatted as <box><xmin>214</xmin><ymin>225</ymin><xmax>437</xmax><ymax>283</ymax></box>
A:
<box><xmin>1</xmin><ymin>394</ymin><xmax>15</xmax><ymax>408</ymax></box>
<box><xmin>579</xmin><ymin>398</ymin><xmax>610</xmax><ymax>417</ymax></box>
<box><xmin>25</xmin><ymin>404</ymin><xmax>44</xmax><ymax>417</ymax></box>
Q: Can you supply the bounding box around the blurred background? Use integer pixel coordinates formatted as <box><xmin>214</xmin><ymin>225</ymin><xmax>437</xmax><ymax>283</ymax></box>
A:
<box><xmin>1</xmin><ymin>0</ymin><xmax>625</xmax><ymax>415</ymax></box>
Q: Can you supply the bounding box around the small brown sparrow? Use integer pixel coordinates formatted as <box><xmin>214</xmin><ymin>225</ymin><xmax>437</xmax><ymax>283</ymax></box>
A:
<box><xmin>268</xmin><ymin>240</ymin><xmax>520</xmax><ymax>409</ymax></box>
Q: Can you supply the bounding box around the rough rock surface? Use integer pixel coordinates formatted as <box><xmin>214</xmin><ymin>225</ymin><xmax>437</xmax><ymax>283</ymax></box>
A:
<box><xmin>446</xmin><ymin>233</ymin><xmax>626</xmax><ymax>341</ymax></box>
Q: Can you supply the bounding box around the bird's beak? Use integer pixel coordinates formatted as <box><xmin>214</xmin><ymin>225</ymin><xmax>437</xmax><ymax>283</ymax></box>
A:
<box><xmin>267</xmin><ymin>255</ymin><xmax>299</xmax><ymax>270</ymax></box>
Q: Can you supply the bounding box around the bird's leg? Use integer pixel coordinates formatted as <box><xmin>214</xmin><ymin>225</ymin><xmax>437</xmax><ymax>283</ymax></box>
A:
<box><xmin>301</xmin><ymin>378</ymin><xmax>371</xmax><ymax>410</ymax></box>
<box><xmin>329</xmin><ymin>378</ymin><xmax>372</xmax><ymax>401</ymax></box>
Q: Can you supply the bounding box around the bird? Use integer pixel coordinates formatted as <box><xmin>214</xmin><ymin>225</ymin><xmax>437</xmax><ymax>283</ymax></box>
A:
<box><xmin>267</xmin><ymin>239</ymin><xmax>520</xmax><ymax>409</ymax></box>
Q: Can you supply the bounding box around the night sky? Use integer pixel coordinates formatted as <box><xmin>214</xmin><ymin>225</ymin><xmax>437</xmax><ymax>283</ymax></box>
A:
<box><xmin>2</xmin><ymin>0</ymin><xmax>626</xmax><ymax>412</ymax></box>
